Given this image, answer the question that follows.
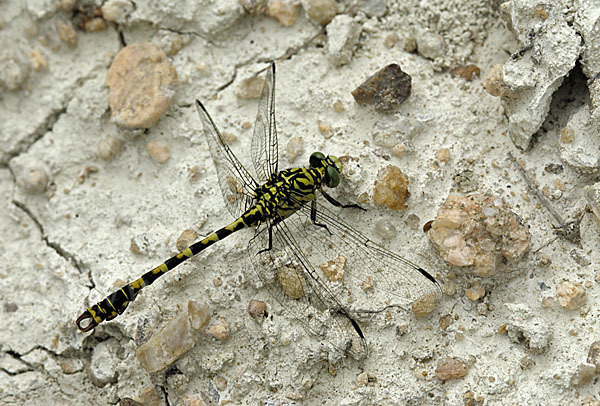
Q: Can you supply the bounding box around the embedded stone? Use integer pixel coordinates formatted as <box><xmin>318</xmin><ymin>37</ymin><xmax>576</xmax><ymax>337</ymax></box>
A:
<box><xmin>106</xmin><ymin>43</ymin><xmax>178</xmax><ymax>128</ymax></box>
<box><xmin>352</xmin><ymin>64</ymin><xmax>411</xmax><ymax>112</ymax></box>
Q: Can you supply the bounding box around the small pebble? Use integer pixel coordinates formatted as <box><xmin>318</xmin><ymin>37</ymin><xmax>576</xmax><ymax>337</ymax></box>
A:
<box><xmin>580</xmin><ymin>396</ymin><xmax>600</xmax><ymax>406</ymax></box>
<box><xmin>286</xmin><ymin>136</ymin><xmax>304</xmax><ymax>163</ymax></box>
<box><xmin>352</xmin><ymin>64</ymin><xmax>412</xmax><ymax>112</ymax></box>
<box><xmin>58</xmin><ymin>359</ymin><xmax>83</xmax><ymax>374</ymax></box>
<box><xmin>188</xmin><ymin>300</ymin><xmax>211</xmax><ymax>330</ymax></box>
<box><xmin>482</xmin><ymin>64</ymin><xmax>512</xmax><ymax>98</ymax></box>
<box><xmin>267</xmin><ymin>1</ymin><xmax>299</xmax><ymax>26</ymax></box>
<box><xmin>450</xmin><ymin>64</ymin><xmax>481</xmax><ymax>81</ymax></box>
<box><xmin>97</xmin><ymin>136</ymin><xmax>123</xmax><ymax>160</ymax></box>
<box><xmin>465</xmin><ymin>281</ymin><xmax>485</xmax><ymax>301</ymax></box>
<box><xmin>463</xmin><ymin>391</ymin><xmax>485</xmax><ymax>406</ymax></box>
<box><xmin>356</xmin><ymin>0</ymin><xmax>387</xmax><ymax>17</ymax></box>
<box><xmin>20</xmin><ymin>168</ymin><xmax>49</xmax><ymax>193</ymax></box>
<box><xmin>29</xmin><ymin>48</ymin><xmax>48</xmax><ymax>71</ymax></box>
<box><xmin>84</xmin><ymin>17</ymin><xmax>107</xmax><ymax>32</ymax></box>
<box><xmin>391</xmin><ymin>144</ymin><xmax>405</xmax><ymax>157</ymax></box>
<box><xmin>332</xmin><ymin>100</ymin><xmax>344</xmax><ymax>112</ymax></box>
<box><xmin>318</xmin><ymin>123</ymin><xmax>333</xmax><ymax>138</ymax></box>
<box><xmin>435</xmin><ymin>148</ymin><xmax>450</xmax><ymax>163</ymax></box>
<box><xmin>444</xmin><ymin>280</ymin><xmax>456</xmax><ymax>296</ymax></box>
<box><xmin>180</xmin><ymin>395</ymin><xmax>203</xmax><ymax>406</ymax></box>
<box><xmin>372</xmin><ymin>165</ymin><xmax>410</xmax><ymax>210</ymax></box>
<box><xmin>0</xmin><ymin>42</ymin><xmax>30</xmax><ymax>90</ymax></box>
<box><xmin>362</xmin><ymin>276</ymin><xmax>374</xmax><ymax>291</ymax></box>
<box><xmin>106</xmin><ymin>43</ymin><xmax>178</xmax><ymax>128</ymax></box>
<box><xmin>206</xmin><ymin>322</ymin><xmax>229</xmax><ymax>340</ymax></box>
<box><xmin>533</xmin><ymin>5</ymin><xmax>548</xmax><ymax>19</ymax></box>
<box><xmin>154</xmin><ymin>31</ymin><xmax>185</xmax><ymax>56</ymax></box>
<box><xmin>129</xmin><ymin>238</ymin><xmax>143</xmax><ymax>255</ymax></box>
<box><xmin>146</xmin><ymin>140</ymin><xmax>171</xmax><ymax>163</ymax></box>
<box><xmin>428</xmin><ymin>194</ymin><xmax>530</xmax><ymax>277</ymax></box>
<box><xmin>101</xmin><ymin>0</ymin><xmax>134</xmax><ymax>22</ymax></box>
<box><xmin>439</xmin><ymin>314</ymin><xmax>453</xmax><ymax>331</ymax></box>
<box><xmin>58</xmin><ymin>0</ymin><xmax>76</xmax><ymax>11</ymax></box>
<box><xmin>556</xmin><ymin>281</ymin><xmax>586</xmax><ymax>310</ymax></box>
<box><xmin>136</xmin><ymin>311</ymin><xmax>194</xmax><ymax>373</ymax></box>
<box><xmin>411</xmin><ymin>292</ymin><xmax>439</xmax><ymax>317</ymax></box>
<box><xmin>536</xmin><ymin>252</ymin><xmax>551</xmax><ymax>267</ymax></box>
<box><xmin>3</xmin><ymin>302</ymin><xmax>18</xmax><ymax>313</ymax></box>
<box><xmin>235</xmin><ymin>76</ymin><xmax>265</xmax><ymax>99</ymax></box>
<box><xmin>586</xmin><ymin>184</ymin><xmax>600</xmax><ymax>223</ymax></box>
<box><xmin>415</xmin><ymin>31</ymin><xmax>446</xmax><ymax>60</ymax></box>
<box><xmin>278</xmin><ymin>266</ymin><xmax>306</xmax><ymax>299</ymax></box>
<box><xmin>135</xmin><ymin>387</ymin><xmax>162</xmax><ymax>406</ymax></box>
<box><xmin>519</xmin><ymin>355</ymin><xmax>535</xmax><ymax>370</ymax></box>
<box><xmin>239</xmin><ymin>0</ymin><xmax>268</xmax><ymax>14</ymax></box>
<box><xmin>357</xmin><ymin>372</ymin><xmax>369</xmax><ymax>386</ymax></box>
<box><xmin>403</xmin><ymin>37</ymin><xmax>417</xmax><ymax>53</ymax></box>
<box><xmin>176</xmin><ymin>229</ymin><xmax>199</xmax><ymax>251</ymax></box>
<box><xmin>89</xmin><ymin>340</ymin><xmax>119</xmax><ymax>386</ymax></box>
<box><xmin>221</xmin><ymin>131</ymin><xmax>238</xmax><ymax>145</ymax></box>
<box><xmin>560</xmin><ymin>127</ymin><xmax>574</xmax><ymax>143</ymax></box>
<box><xmin>435</xmin><ymin>357</ymin><xmax>468</xmax><ymax>381</ymax></box>
<box><xmin>570</xmin><ymin>363</ymin><xmax>596</xmax><ymax>387</ymax></box>
<box><xmin>56</xmin><ymin>19</ymin><xmax>77</xmax><ymax>47</ymax></box>
<box><xmin>587</xmin><ymin>341</ymin><xmax>600</xmax><ymax>372</ymax></box>
<box><xmin>248</xmin><ymin>299</ymin><xmax>268</xmax><ymax>318</ymax></box>
<box><xmin>541</xmin><ymin>296</ymin><xmax>556</xmax><ymax>308</ymax></box>
<box><xmin>76</xmin><ymin>166</ymin><xmax>99</xmax><ymax>183</ymax></box>
<box><xmin>544</xmin><ymin>163</ymin><xmax>564</xmax><ymax>174</ymax></box>
<box><xmin>374</xmin><ymin>220</ymin><xmax>396</xmax><ymax>240</ymax></box>
<box><xmin>383</xmin><ymin>33</ymin><xmax>399</xmax><ymax>48</ymax></box>
<box><xmin>319</xmin><ymin>255</ymin><xmax>346</xmax><ymax>282</ymax></box>
<box><xmin>303</xmin><ymin>0</ymin><xmax>338</xmax><ymax>26</ymax></box>
<box><xmin>214</xmin><ymin>376</ymin><xmax>228</xmax><ymax>391</ymax></box>
<box><xmin>327</xmin><ymin>14</ymin><xmax>361</xmax><ymax>66</ymax></box>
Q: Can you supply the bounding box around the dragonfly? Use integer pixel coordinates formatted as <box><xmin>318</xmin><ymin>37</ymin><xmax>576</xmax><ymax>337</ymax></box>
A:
<box><xmin>76</xmin><ymin>62</ymin><xmax>442</xmax><ymax>359</ymax></box>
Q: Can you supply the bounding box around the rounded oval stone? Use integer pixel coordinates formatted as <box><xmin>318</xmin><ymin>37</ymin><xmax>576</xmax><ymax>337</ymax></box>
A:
<box><xmin>106</xmin><ymin>42</ymin><xmax>178</xmax><ymax>128</ymax></box>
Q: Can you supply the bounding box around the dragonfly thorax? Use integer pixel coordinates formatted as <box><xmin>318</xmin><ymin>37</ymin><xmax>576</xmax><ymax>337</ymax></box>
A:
<box><xmin>253</xmin><ymin>164</ymin><xmax>327</xmax><ymax>222</ymax></box>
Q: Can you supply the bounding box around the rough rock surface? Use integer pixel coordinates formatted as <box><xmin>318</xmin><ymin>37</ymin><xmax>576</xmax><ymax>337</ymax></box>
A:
<box><xmin>2</xmin><ymin>0</ymin><xmax>600</xmax><ymax>404</ymax></box>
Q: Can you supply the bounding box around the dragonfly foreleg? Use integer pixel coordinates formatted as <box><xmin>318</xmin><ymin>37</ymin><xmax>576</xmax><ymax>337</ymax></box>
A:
<box><xmin>321</xmin><ymin>190</ymin><xmax>366</xmax><ymax>211</ymax></box>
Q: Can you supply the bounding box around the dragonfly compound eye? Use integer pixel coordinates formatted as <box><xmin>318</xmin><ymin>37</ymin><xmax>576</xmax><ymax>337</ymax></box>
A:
<box><xmin>325</xmin><ymin>165</ymin><xmax>341</xmax><ymax>188</ymax></box>
<box><xmin>309</xmin><ymin>152</ymin><xmax>326</xmax><ymax>168</ymax></box>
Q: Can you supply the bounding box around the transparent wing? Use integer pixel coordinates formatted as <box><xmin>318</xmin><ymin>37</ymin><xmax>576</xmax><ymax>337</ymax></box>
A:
<box><xmin>196</xmin><ymin>101</ymin><xmax>258</xmax><ymax>218</ymax></box>
<box><xmin>250</xmin><ymin>62</ymin><xmax>278</xmax><ymax>182</ymax></box>
<box><xmin>284</xmin><ymin>199</ymin><xmax>443</xmax><ymax>316</ymax></box>
<box><xmin>248</xmin><ymin>221</ymin><xmax>368</xmax><ymax>360</ymax></box>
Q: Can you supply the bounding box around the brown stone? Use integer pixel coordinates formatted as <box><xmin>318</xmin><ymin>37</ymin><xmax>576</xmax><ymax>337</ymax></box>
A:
<box><xmin>106</xmin><ymin>43</ymin><xmax>178</xmax><ymax>128</ymax></box>
<box><xmin>352</xmin><ymin>64</ymin><xmax>411</xmax><ymax>112</ymax></box>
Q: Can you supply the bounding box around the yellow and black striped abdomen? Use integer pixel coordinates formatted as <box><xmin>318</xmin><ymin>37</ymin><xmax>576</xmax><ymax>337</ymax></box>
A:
<box><xmin>76</xmin><ymin>209</ymin><xmax>262</xmax><ymax>331</ymax></box>
<box><xmin>76</xmin><ymin>166</ymin><xmax>324</xmax><ymax>332</ymax></box>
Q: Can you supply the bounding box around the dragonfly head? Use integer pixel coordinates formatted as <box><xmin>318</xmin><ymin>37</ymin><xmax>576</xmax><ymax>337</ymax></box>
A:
<box><xmin>309</xmin><ymin>152</ymin><xmax>342</xmax><ymax>188</ymax></box>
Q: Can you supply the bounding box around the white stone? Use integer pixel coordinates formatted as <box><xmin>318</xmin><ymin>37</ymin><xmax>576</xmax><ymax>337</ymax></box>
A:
<box><xmin>327</xmin><ymin>15</ymin><xmax>361</xmax><ymax>66</ymax></box>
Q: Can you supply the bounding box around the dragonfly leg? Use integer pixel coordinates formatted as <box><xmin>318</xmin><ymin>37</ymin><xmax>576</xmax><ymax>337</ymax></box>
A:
<box><xmin>310</xmin><ymin>201</ymin><xmax>333</xmax><ymax>235</ymax></box>
<box><xmin>257</xmin><ymin>219</ymin><xmax>281</xmax><ymax>255</ymax></box>
<box><xmin>321</xmin><ymin>190</ymin><xmax>366</xmax><ymax>211</ymax></box>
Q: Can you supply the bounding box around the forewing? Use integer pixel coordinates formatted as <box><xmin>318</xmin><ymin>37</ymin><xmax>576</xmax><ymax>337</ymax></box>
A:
<box><xmin>196</xmin><ymin>101</ymin><xmax>258</xmax><ymax>218</ymax></box>
<box><xmin>251</xmin><ymin>62</ymin><xmax>278</xmax><ymax>182</ymax></box>
<box><xmin>284</xmin><ymin>200</ymin><xmax>443</xmax><ymax>316</ymax></box>
<box><xmin>248</xmin><ymin>221</ymin><xmax>368</xmax><ymax>360</ymax></box>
